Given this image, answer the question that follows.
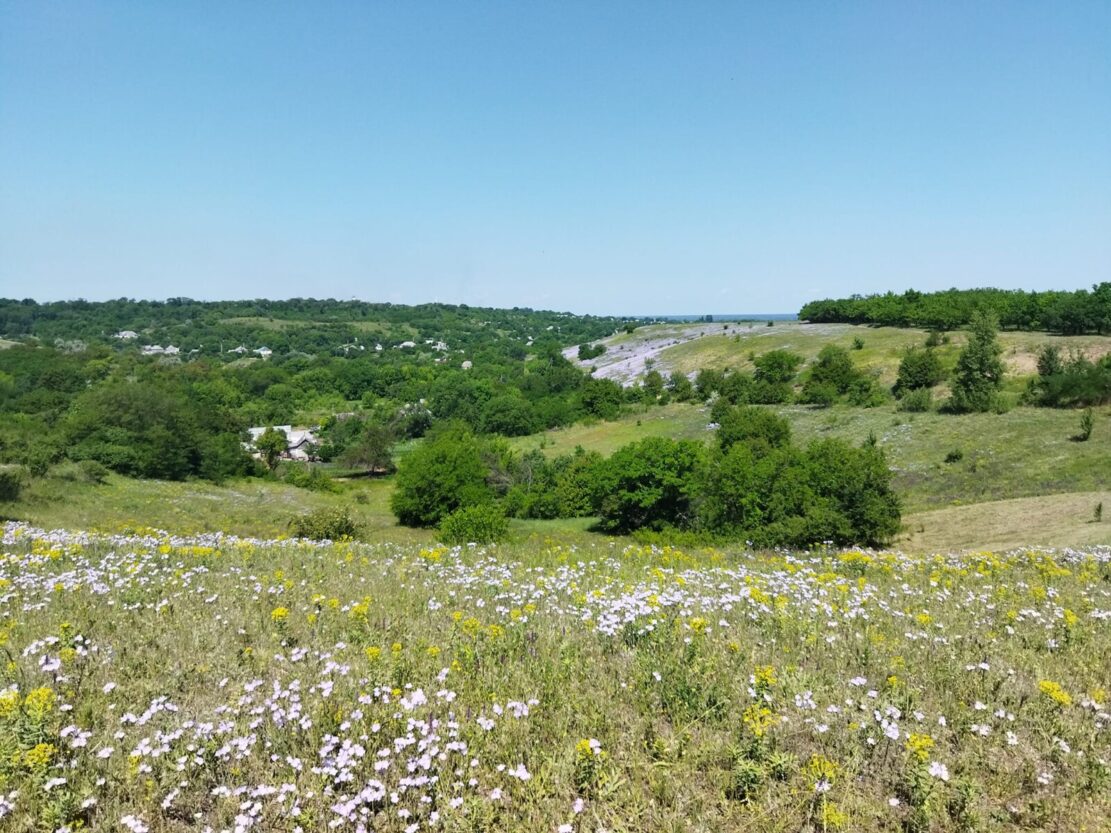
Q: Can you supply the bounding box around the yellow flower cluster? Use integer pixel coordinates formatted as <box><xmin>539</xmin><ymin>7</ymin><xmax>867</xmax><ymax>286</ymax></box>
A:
<box><xmin>742</xmin><ymin>704</ymin><xmax>778</xmax><ymax>738</ymax></box>
<box><xmin>1039</xmin><ymin>680</ymin><xmax>1072</xmax><ymax>708</ymax></box>
<box><xmin>23</xmin><ymin>686</ymin><xmax>56</xmax><ymax>722</ymax></box>
<box><xmin>905</xmin><ymin>733</ymin><xmax>935</xmax><ymax>762</ymax></box>
<box><xmin>805</xmin><ymin>754</ymin><xmax>839</xmax><ymax>785</ymax></box>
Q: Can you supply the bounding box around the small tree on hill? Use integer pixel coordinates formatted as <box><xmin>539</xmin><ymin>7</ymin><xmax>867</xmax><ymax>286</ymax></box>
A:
<box><xmin>339</xmin><ymin>424</ymin><xmax>396</xmax><ymax>473</ymax></box>
<box><xmin>894</xmin><ymin>347</ymin><xmax>944</xmax><ymax>396</ymax></box>
<box><xmin>949</xmin><ymin>311</ymin><xmax>1004</xmax><ymax>413</ymax></box>
<box><xmin>256</xmin><ymin>427</ymin><xmax>289</xmax><ymax>470</ymax></box>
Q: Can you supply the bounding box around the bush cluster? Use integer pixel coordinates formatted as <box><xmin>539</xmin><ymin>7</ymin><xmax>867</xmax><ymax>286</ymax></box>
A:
<box><xmin>391</xmin><ymin>407</ymin><xmax>901</xmax><ymax>548</ymax></box>
<box><xmin>289</xmin><ymin>506</ymin><xmax>360</xmax><ymax>540</ymax></box>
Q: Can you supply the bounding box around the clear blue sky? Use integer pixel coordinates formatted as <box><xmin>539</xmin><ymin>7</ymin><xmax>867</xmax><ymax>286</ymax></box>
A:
<box><xmin>1</xmin><ymin>1</ymin><xmax>1108</xmax><ymax>314</ymax></box>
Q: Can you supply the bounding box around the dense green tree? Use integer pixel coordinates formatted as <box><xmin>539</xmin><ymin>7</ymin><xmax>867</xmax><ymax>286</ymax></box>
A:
<box><xmin>753</xmin><ymin>350</ymin><xmax>803</xmax><ymax>384</ymax></box>
<box><xmin>592</xmin><ymin>437</ymin><xmax>705</xmax><ymax>533</ymax></box>
<box><xmin>480</xmin><ymin>394</ymin><xmax>537</xmax><ymax>437</ymax></box>
<box><xmin>61</xmin><ymin>380</ymin><xmax>250</xmax><ymax>481</ymax></box>
<box><xmin>579</xmin><ymin>377</ymin><xmax>625</xmax><ymax>420</ymax></box>
<box><xmin>256</xmin><ymin>427</ymin><xmax>289</xmax><ymax>471</ymax></box>
<box><xmin>390</xmin><ymin>425</ymin><xmax>493</xmax><ymax>527</ymax></box>
<box><xmin>715</xmin><ymin>404</ymin><xmax>792</xmax><ymax>456</ymax></box>
<box><xmin>666</xmin><ymin>371</ymin><xmax>694</xmax><ymax>402</ymax></box>
<box><xmin>338</xmin><ymin>424</ymin><xmax>396</xmax><ymax>473</ymax></box>
<box><xmin>948</xmin><ymin>311</ymin><xmax>1005</xmax><ymax>413</ymax></box>
<box><xmin>800</xmin><ymin>283</ymin><xmax>1111</xmax><ymax>334</ymax></box>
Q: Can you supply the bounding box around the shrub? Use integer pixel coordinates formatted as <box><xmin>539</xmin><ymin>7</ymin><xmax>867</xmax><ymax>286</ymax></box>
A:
<box><xmin>696</xmin><ymin>438</ymin><xmax>901</xmax><ymax>548</ymax></box>
<box><xmin>280</xmin><ymin>464</ymin><xmax>339</xmax><ymax>492</ymax></box>
<box><xmin>1075</xmin><ymin>408</ymin><xmax>1094</xmax><ymax>442</ymax></box>
<box><xmin>806</xmin><ymin>346</ymin><xmax>858</xmax><ymax>393</ymax></box>
<box><xmin>798</xmin><ymin>381</ymin><xmax>837</xmax><ymax>407</ymax></box>
<box><xmin>53</xmin><ymin>459</ymin><xmax>111</xmax><ymax>485</ymax></box>
<box><xmin>895</xmin><ymin>347</ymin><xmax>944</xmax><ymax>395</ymax></box>
<box><xmin>944</xmin><ymin>448</ymin><xmax>964</xmax><ymax>463</ymax></box>
<box><xmin>898</xmin><ymin>387</ymin><xmax>933</xmax><ymax>412</ymax></box>
<box><xmin>845</xmin><ymin>376</ymin><xmax>887</xmax><ymax>408</ymax></box>
<box><xmin>715</xmin><ymin>405</ymin><xmax>792</xmax><ymax>456</ymax></box>
<box><xmin>578</xmin><ymin>342</ymin><xmax>606</xmax><ymax>361</ymax></box>
<box><xmin>0</xmin><ymin>468</ymin><xmax>21</xmax><ymax>503</ymax></box>
<box><xmin>753</xmin><ymin>350</ymin><xmax>803</xmax><ymax>384</ymax></box>
<box><xmin>289</xmin><ymin>506</ymin><xmax>360</xmax><ymax>540</ymax></box>
<box><xmin>439</xmin><ymin>504</ymin><xmax>510</xmax><ymax>545</ymax></box>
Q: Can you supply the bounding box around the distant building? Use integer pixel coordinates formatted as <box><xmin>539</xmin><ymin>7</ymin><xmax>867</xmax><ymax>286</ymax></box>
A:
<box><xmin>115</xmin><ymin>330</ymin><xmax>139</xmax><ymax>340</ymax></box>
<box><xmin>397</xmin><ymin>341</ymin><xmax>416</xmax><ymax>349</ymax></box>
<box><xmin>253</xmin><ymin>346</ymin><xmax>273</xmax><ymax>359</ymax></box>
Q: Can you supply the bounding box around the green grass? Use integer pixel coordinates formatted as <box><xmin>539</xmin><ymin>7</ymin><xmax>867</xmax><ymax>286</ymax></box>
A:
<box><xmin>1</xmin><ymin>471</ymin><xmax>434</xmax><ymax>545</ymax></box>
<box><xmin>1</xmin><ymin>471</ymin><xmax>618</xmax><ymax>549</ymax></box>
<box><xmin>508</xmin><ymin>403</ymin><xmax>715</xmax><ymax>458</ymax></box>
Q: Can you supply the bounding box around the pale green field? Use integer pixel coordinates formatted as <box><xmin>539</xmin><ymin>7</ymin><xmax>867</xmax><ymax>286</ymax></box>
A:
<box><xmin>2</xmin><ymin>472</ymin><xmax>434</xmax><ymax>545</ymax></box>
<box><xmin>899</xmin><ymin>491</ymin><xmax>1111</xmax><ymax>552</ymax></box>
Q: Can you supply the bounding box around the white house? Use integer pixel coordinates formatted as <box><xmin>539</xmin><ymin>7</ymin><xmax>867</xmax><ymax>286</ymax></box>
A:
<box><xmin>115</xmin><ymin>330</ymin><xmax>139</xmax><ymax>340</ymax></box>
<box><xmin>253</xmin><ymin>346</ymin><xmax>273</xmax><ymax>359</ymax></box>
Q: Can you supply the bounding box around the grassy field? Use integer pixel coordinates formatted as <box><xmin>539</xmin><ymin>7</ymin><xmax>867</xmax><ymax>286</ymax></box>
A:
<box><xmin>583</xmin><ymin>321</ymin><xmax>1111</xmax><ymax>395</ymax></box>
<box><xmin>2</xmin><ymin>526</ymin><xmax>1109</xmax><ymax>831</ymax></box>
<box><xmin>897</xmin><ymin>491</ymin><xmax>1111</xmax><ymax>552</ymax></box>
<box><xmin>3</xmin><ymin>399</ymin><xmax>1108</xmax><ymax>552</ymax></box>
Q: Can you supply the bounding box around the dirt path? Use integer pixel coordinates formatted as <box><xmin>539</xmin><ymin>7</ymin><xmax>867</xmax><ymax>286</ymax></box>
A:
<box><xmin>564</xmin><ymin>324</ymin><xmax>762</xmax><ymax>386</ymax></box>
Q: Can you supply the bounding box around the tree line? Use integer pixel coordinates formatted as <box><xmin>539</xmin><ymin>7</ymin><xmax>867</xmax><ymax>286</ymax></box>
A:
<box><xmin>799</xmin><ymin>284</ymin><xmax>1111</xmax><ymax>334</ymax></box>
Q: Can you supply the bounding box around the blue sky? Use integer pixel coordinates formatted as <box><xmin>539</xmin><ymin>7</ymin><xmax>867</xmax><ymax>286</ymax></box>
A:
<box><xmin>1</xmin><ymin>1</ymin><xmax>1108</xmax><ymax>315</ymax></box>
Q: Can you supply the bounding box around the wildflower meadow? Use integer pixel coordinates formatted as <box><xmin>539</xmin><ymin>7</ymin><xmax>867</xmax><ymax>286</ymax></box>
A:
<box><xmin>1</xmin><ymin>522</ymin><xmax>1110</xmax><ymax>831</ymax></box>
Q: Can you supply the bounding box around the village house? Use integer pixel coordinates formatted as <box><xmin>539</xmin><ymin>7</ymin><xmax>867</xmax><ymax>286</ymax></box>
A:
<box><xmin>245</xmin><ymin>425</ymin><xmax>320</xmax><ymax>462</ymax></box>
